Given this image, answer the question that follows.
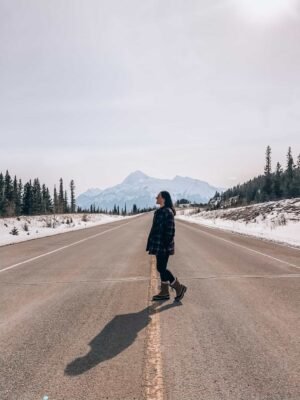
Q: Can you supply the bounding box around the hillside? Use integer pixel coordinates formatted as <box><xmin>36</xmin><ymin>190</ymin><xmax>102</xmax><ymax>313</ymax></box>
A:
<box><xmin>177</xmin><ymin>198</ymin><xmax>300</xmax><ymax>248</ymax></box>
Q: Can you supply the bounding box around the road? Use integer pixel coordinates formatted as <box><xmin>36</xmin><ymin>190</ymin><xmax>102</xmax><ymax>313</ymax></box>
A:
<box><xmin>0</xmin><ymin>213</ymin><xmax>299</xmax><ymax>400</ymax></box>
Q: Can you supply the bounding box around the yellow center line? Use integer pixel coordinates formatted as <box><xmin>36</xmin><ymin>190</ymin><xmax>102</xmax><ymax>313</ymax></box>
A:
<box><xmin>143</xmin><ymin>255</ymin><xmax>165</xmax><ymax>400</ymax></box>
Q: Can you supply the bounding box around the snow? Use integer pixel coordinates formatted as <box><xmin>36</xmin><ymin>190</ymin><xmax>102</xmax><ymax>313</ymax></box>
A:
<box><xmin>2</xmin><ymin>198</ymin><xmax>299</xmax><ymax>249</ymax></box>
<box><xmin>0</xmin><ymin>213</ymin><xmax>141</xmax><ymax>247</ymax></box>
<box><xmin>176</xmin><ymin>198</ymin><xmax>300</xmax><ymax>248</ymax></box>
<box><xmin>77</xmin><ymin>170</ymin><xmax>224</xmax><ymax>210</ymax></box>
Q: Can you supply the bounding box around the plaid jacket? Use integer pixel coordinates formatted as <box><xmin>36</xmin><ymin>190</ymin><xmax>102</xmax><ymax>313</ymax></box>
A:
<box><xmin>146</xmin><ymin>206</ymin><xmax>175</xmax><ymax>255</ymax></box>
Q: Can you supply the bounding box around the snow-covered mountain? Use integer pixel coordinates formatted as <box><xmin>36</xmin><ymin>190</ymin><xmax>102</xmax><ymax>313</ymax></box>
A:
<box><xmin>76</xmin><ymin>170</ymin><xmax>226</xmax><ymax>211</ymax></box>
<box><xmin>76</xmin><ymin>188</ymin><xmax>104</xmax><ymax>209</ymax></box>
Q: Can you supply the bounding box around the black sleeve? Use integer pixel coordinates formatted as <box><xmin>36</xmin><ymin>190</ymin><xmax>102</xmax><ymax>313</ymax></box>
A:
<box><xmin>163</xmin><ymin>210</ymin><xmax>175</xmax><ymax>246</ymax></box>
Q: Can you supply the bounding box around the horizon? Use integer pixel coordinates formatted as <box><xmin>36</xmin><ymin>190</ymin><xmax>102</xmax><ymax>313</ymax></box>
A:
<box><xmin>0</xmin><ymin>168</ymin><xmax>227</xmax><ymax>196</ymax></box>
<box><xmin>1</xmin><ymin>144</ymin><xmax>298</xmax><ymax>196</ymax></box>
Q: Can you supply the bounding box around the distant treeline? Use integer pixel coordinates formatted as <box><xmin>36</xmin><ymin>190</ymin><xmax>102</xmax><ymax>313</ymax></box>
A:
<box><xmin>79</xmin><ymin>203</ymin><xmax>156</xmax><ymax>215</ymax></box>
<box><xmin>0</xmin><ymin>170</ymin><xmax>155</xmax><ymax>218</ymax></box>
<box><xmin>212</xmin><ymin>146</ymin><xmax>300</xmax><ymax>207</ymax></box>
<box><xmin>0</xmin><ymin>171</ymin><xmax>76</xmax><ymax>217</ymax></box>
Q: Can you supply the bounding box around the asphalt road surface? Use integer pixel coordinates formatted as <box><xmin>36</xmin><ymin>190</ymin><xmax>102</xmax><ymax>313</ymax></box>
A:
<box><xmin>0</xmin><ymin>213</ymin><xmax>299</xmax><ymax>400</ymax></box>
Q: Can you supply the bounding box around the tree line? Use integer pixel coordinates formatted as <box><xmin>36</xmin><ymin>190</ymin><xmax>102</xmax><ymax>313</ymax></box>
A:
<box><xmin>212</xmin><ymin>146</ymin><xmax>300</xmax><ymax>207</ymax></box>
<box><xmin>0</xmin><ymin>170</ymin><xmax>155</xmax><ymax>218</ymax></box>
<box><xmin>77</xmin><ymin>203</ymin><xmax>155</xmax><ymax>215</ymax></box>
<box><xmin>0</xmin><ymin>171</ymin><xmax>76</xmax><ymax>217</ymax></box>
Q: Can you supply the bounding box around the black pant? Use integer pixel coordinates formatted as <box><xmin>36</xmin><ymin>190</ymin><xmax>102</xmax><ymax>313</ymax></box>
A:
<box><xmin>156</xmin><ymin>252</ymin><xmax>175</xmax><ymax>283</ymax></box>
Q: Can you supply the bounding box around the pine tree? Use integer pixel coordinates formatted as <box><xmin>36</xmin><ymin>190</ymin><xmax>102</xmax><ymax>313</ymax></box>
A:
<box><xmin>273</xmin><ymin>162</ymin><xmax>283</xmax><ymax>199</ymax></box>
<box><xmin>46</xmin><ymin>187</ymin><xmax>53</xmax><ymax>213</ymax></box>
<box><xmin>285</xmin><ymin>146</ymin><xmax>295</xmax><ymax>197</ymax></box>
<box><xmin>0</xmin><ymin>172</ymin><xmax>4</xmax><ymax>216</ymax></box>
<box><xmin>53</xmin><ymin>185</ymin><xmax>58</xmax><ymax>213</ymax></box>
<box><xmin>4</xmin><ymin>170</ymin><xmax>15</xmax><ymax>216</ymax></box>
<box><xmin>289</xmin><ymin>151</ymin><xmax>300</xmax><ymax>197</ymax></box>
<box><xmin>22</xmin><ymin>180</ymin><xmax>33</xmax><ymax>215</ymax></box>
<box><xmin>12</xmin><ymin>176</ymin><xmax>19</xmax><ymax>215</ymax></box>
<box><xmin>295</xmin><ymin>154</ymin><xmax>300</xmax><ymax>197</ymax></box>
<box><xmin>286</xmin><ymin>146</ymin><xmax>294</xmax><ymax>179</ymax></box>
<box><xmin>4</xmin><ymin>170</ymin><xmax>13</xmax><ymax>201</ymax></box>
<box><xmin>16</xmin><ymin>179</ymin><xmax>23</xmax><ymax>215</ymax></box>
<box><xmin>263</xmin><ymin>145</ymin><xmax>272</xmax><ymax>199</ymax></box>
<box><xmin>58</xmin><ymin>178</ymin><xmax>63</xmax><ymax>213</ymax></box>
<box><xmin>70</xmin><ymin>179</ymin><xmax>76</xmax><ymax>213</ymax></box>
<box><xmin>64</xmin><ymin>190</ymin><xmax>69</xmax><ymax>213</ymax></box>
<box><xmin>32</xmin><ymin>178</ymin><xmax>42</xmax><ymax>215</ymax></box>
<box><xmin>58</xmin><ymin>178</ymin><xmax>64</xmax><ymax>213</ymax></box>
<box><xmin>41</xmin><ymin>184</ymin><xmax>48</xmax><ymax>214</ymax></box>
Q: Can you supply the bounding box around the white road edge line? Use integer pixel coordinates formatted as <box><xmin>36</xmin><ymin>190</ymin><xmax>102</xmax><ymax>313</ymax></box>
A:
<box><xmin>176</xmin><ymin>215</ymin><xmax>300</xmax><ymax>251</ymax></box>
<box><xmin>177</xmin><ymin>220</ymin><xmax>300</xmax><ymax>270</ymax></box>
<box><xmin>0</xmin><ymin>221</ymin><xmax>133</xmax><ymax>274</ymax></box>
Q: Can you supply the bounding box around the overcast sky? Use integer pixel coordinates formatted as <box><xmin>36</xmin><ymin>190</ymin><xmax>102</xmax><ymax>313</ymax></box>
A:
<box><xmin>1</xmin><ymin>0</ymin><xmax>300</xmax><ymax>195</ymax></box>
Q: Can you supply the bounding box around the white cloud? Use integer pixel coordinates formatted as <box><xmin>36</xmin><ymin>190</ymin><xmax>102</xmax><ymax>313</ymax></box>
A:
<box><xmin>0</xmin><ymin>0</ymin><xmax>299</xmax><ymax>193</ymax></box>
<box><xmin>232</xmin><ymin>0</ymin><xmax>299</xmax><ymax>23</ymax></box>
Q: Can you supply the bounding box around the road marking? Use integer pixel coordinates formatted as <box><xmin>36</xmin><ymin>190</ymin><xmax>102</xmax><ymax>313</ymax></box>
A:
<box><xmin>176</xmin><ymin>215</ymin><xmax>300</xmax><ymax>251</ymax></box>
<box><xmin>179</xmin><ymin>273</ymin><xmax>300</xmax><ymax>280</ymax></box>
<box><xmin>0</xmin><ymin>276</ymin><xmax>151</xmax><ymax>285</ymax></box>
<box><xmin>0</xmin><ymin>221</ymin><xmax>133</xmax><ymax>274</ymax></box>
<box><xmin>177</xmin><ymin>220</ymin><xmax>300</xmax><ymax>270</ymax></box>
<box><xmin>2</xmin><ymin>273</ymin><xmax>300</xmax><ymax>287</ymax></box>
<box><xmin>143</xmin><ymin>256</ymin><xmax>165</xmax><ymax>400</ymax></box>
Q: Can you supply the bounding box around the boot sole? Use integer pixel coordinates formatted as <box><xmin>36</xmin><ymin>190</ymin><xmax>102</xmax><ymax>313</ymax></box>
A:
<box><xmin>175</xmin><ymin>285</ymin><xmax>187</xmax><ymax>302</ymax></box>
<box><xmin>152</xmin><ymin>295</ymin><xmax>170</xmax><ymax>301</ymax></box>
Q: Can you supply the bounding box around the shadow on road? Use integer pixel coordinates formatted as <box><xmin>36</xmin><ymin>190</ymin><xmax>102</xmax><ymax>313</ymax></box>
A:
<box><xmin>64</xmin><ymin>301</ymin><xmax>181</xmax><ymax>375</ymax></box>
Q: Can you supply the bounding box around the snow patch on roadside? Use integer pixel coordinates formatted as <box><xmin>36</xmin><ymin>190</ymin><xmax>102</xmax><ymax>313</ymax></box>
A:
<box><xmin>176</xmin><ymin>198</ymin><xmax>300</xmax><ymax>248</ymax></box>
<box><xmin>0</xmin><ymin>213</ymin><xmax>141</xmax><ymax>247</ymax></box>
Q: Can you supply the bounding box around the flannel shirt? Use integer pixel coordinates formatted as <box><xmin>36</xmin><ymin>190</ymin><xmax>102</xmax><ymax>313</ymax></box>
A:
<box><xmin>146</xmin><ymin>206</ymin><xmax>175</xmax><ymax>255</ymax></box>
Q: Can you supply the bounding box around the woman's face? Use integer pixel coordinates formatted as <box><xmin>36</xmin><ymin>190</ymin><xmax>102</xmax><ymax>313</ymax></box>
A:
<box><xmin>156</xmin><ymin>192</ymin><xmax>165</xmax><ymax>206</ymax></box>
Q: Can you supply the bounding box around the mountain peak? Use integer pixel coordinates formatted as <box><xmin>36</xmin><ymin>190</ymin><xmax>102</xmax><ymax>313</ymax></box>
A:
<box><xmin>122</xmin><ymin>170</ymin><xmax>149</xmax><ymax>185</ymax></box>
<box><xmin>77</xmin><ymin>171</ymin><xmax>225</xmax><ymax>210</ymax></box>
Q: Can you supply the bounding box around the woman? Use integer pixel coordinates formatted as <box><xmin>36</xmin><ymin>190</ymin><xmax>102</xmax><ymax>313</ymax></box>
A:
<box><xmin>146</xmin><ymin>191</ymin><xmax>187</xmax><ymax>302</ymax></box>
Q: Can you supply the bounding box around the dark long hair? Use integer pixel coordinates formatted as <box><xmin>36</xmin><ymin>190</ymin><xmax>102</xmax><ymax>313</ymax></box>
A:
<box><xmin>160</xmin><ymin>191</ymin><xmax>176</xmax><ymax>216</ymax></box>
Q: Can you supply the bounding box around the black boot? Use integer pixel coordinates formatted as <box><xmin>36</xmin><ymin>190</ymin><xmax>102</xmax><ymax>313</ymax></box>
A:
<box><xmin>152</xmin><ymin>281</ymin><xmax>170</xmax><ymax>301</ymax></box>
<box><xmin>170</xmin><ymin>277</ymin><xmax>187</xmax><ymax>302</ymax></box>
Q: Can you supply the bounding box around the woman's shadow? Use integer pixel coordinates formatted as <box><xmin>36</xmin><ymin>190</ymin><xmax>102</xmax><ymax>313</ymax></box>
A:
<box><xmin>65</xmin><ymin>301</ymin><xmax>180</xmax><ymax>375</ymax></box>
